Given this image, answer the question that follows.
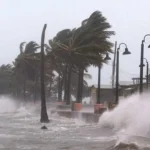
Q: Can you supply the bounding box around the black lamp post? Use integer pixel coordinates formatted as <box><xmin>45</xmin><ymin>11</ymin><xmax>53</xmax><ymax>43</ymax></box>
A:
<box><xmin>139</xmin><ymin>34</ymin><xmax>150</xmax><ymax>93</ymax></box>
<box><xmin>115</xmin><ymin>43</ymin><xmax>131</xmax><ymax>104</ymax></box>
<box><xmin>143</xmin><ymin>58</ymin><xmax>149</xmax><ymax>89</ymax></box>
<box><xmin>97</xmin><ymin>53</ymin><xmax>111</xmax><ymax>104</ymax></box>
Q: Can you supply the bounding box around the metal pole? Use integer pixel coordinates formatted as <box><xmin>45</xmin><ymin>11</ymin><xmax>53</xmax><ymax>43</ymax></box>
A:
<box><xmin>115</xmin><ymin>50</ymin><xmax>119</xmax><ymax>104</ymax></box>
<box><xmin>147</xmin><ymin>62</ymin><xmax>149</xmax><ymax>89</ymax></box>
<box><xmin>140</xmin><ymin>41</ymin><xmax>144</xmax><ymax>93</ymax></box>
<box><xmin>112</xmin><ymin>41</ymin><xmax>117</xmax><ymax>88</ymax></box>
<box><xmin>97</xmin><ymin>65</ymin><xmax>101</xmax><ymax>104</ymax></box>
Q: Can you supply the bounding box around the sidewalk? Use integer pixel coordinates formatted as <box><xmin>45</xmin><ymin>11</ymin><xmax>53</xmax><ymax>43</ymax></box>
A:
<box><xmin>51</xmin><ymin>105</ymin><xmax>101</xmax><ymax>123</ymax></box>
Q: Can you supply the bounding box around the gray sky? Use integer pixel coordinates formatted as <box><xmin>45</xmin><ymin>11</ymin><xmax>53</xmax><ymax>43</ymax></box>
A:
<box><xmin>1</xmin><ymin>0</ymin><xmax>150</xmax><ymax>85</ymax></box>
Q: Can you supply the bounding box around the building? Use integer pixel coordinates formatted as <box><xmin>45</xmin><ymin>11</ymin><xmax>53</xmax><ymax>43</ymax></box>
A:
<box><xmin>90</xmin><ymin>81</ymin><xmax>138</xmax><ymax>104</ymax></box>
<box><xmin>90</xmin><ymin>85</ymin><xmax>115</xmax><ymax>104</ymax></box>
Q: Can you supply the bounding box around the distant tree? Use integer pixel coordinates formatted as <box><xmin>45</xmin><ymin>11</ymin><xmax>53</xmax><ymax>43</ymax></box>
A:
<box><xmin>0</xmin><ymin>64</ymin><xmax>13</xmax><ymax>94</ymax></box>
<box><xmin>14</xmin><ymin>41</ymin><xmax>40</xmax><ymax>100</ymax></box>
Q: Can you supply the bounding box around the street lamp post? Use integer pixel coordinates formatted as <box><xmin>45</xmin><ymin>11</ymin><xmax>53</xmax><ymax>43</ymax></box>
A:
<box><xmin>140</xmin><ymin>34</ymin><xmax>150</xmax><ymax>93</ymax></box>
<box><xmin>115</xmin><ymin>43</ymin><xmax>131</xmax><ymax>104</ymax></box>
<box><xmin>97</xmin><ymin>53</ymin><xmax>111</xmax><ymax>104</ymax></box>
<box><xmin>144</xmin><ymin>58</ymin><xmax>149</xmax><ymax>89</ymax></box>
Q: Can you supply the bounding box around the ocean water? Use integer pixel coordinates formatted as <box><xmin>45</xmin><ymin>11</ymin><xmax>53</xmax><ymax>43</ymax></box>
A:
<box><xmin>0</xmin><ymin>94</ymin><xmax>150</xmax><ymax>150</ymax></box>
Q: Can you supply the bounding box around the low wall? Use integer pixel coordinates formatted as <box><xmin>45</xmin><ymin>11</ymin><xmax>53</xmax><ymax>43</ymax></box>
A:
<box><xmin>51</xmin><ymin>110</ymin><xmax>101</xmax><ymax>123</ymax></box>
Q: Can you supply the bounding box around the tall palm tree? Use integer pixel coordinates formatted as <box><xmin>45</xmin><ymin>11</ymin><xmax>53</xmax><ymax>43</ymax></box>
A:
<box><xmin>47</xmin><ymin>29</ymin><xmax>74</xmax><ymax>104</ymax></box>
<box><xmin>48</xmin><ymin>11</ymin><xmax>114</xmax><ymax>104</ymax></box>
<box><xmin>40</xmin><ymin>24</ymin><xmax>49</xmax><ymax>123</ymax></box>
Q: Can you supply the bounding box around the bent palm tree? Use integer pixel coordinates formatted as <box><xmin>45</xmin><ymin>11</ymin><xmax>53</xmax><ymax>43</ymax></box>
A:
<box><xmin>40</xmin><ymin>24</ymin><xmax>49</xmax><ymax>123</ymax></box>
<box><xmin>49</xmin><ymin>11</ymin><xmax>115</xmax><ymax>104</ymax></box>
<box><xmin>14</xmin><ymin>41</ymin><xmax>39</xmax><ymax>100</ymax></box>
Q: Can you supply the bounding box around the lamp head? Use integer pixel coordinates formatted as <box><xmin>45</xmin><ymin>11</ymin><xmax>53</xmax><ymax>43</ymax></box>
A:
<box><xmin>123</xmin><ymin>48</ymin><xmax>131</xmax><ymax>55</ymax></box>
<box><xmin>104</xmin><ymin>53</ymin><xmax>111</xmax><ymax>60</ymax></box>
<box><xmin>139</xmin><ymin>64</ymin><xmax>145</xmax><ymax>67</ymax></box>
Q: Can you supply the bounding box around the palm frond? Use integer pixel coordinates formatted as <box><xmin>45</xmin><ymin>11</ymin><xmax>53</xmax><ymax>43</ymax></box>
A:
<box><xmin>83</xmin><ymin>73</ymin><xmax>92</xmax><ymax>79</ymax></box>
<box><xmin>24</xmin><ymin>41</ymin><xmax>39</xmax><ymax>54</ymax></box>
<box><xmin>20</xmin><ymin>42</ymin><xmax>26</xmax><ymax>53</ymax></box>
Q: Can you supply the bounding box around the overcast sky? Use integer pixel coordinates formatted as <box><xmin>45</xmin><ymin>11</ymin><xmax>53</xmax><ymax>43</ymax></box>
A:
<box><xmin>1</xmin><ymin>0</ymin><xmax>150</xmax><ymax>85</ymax></box>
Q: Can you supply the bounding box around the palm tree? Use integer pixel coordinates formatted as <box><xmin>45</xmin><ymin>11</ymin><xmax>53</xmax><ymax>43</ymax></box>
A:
<box><xmin>44</xmin><ymin>43</ymin><xmax>63</xmax><ymax>102</ymax></box>
<box><xmin>0</xmin><ymin>64</ymin><xmax>13</xmax><ymax>94</ymax></box>
<box><xmin>48</xmin><ymin>11</ymin><xmax>114</xmax><ymax>105</ymax></box>
<box><xmin>46</xmin><ymin>29</ymin><xmax>74</xmax><ymax>104</ymax></box>
<box><xmin>14</xmin><ymin>41</ymin><xmax>39</xmax><ymax>100</ymax></box>
<box><xmin>72</xmin><ymin>11</ymin><xmax>114</xmax><ymax>103</ymax></box>
<box><xmin>40</xmin><ymin>24</ymin><xmax>49</xmax><ymax>123</ymax></box>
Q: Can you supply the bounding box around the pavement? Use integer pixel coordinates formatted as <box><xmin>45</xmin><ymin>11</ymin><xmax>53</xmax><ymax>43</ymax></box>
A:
<box><xmin>51</xmin><ymin>104</ymin><xmax>104</xmax><ymax>123</ymax></box>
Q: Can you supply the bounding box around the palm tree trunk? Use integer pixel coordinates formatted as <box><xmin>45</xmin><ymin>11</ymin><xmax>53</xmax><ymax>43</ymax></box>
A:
<box><xmin>66</xmin><ymin>65</ymin><xmax>72</xmax><ymax>105</ymax></box>
<box><xmin>16</xmin><ymin>69</ymin><xmax>21</xmax><ymax>98</ymax></box>
<box><xmin>77</xmin><ymin>69</ymin><xmax>81</xmax><ymax>102</ymax></box>
<box><xmin>34</xmin><ymin>71</ymin><xmax>38</xmax><ymax>102</ymax></box>
<box><xmin>58</xmin><ymin>73</ymin><xmax>62</xmax><ymax>101</ymax></box>
<box><xmin>63</xmin><ymin>65</ymin><xmax>68</xmax><ymax>102</ymax></box>
<box><xmin>57</xmin><ymin>72</ymin><xmax>64</xmax><ymax>102</ymax></box>
<box><xmin>60</xmin><ymin>75</ymin><xmax>63</xmax><ymax>101</ymax></box>
<box><xmin>23</xmin><ymin>75</ymin><xmax>26</xmax><ymax>101</ymax></box>
<box><xmin>80</xmin><ymin>68</ymin><xmax>84</xmax><ymax>100</ymax></box>
<box><xmin>48</xmin><ymin>78</ymin><xmax>52</xmax><ymax>98</ymax></box>
<box><xmin>40</xmin><ymin>24</ymin><xmax>49</xmax><ymax>123</ymax></box>
<box><xmin>16</xmin><ymin>73</ymin><xmax>19</xmax><ymax>97</ymax></box>
<box><xmin>77</xmin><ymin>68</ymin><xmax>84</xmax><ymax>103</ymax></box>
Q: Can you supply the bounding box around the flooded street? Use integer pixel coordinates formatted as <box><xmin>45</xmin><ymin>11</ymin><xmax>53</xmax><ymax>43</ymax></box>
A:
<box><xmin>1</xmin><ymin>95</ymin><xmax>150</xmax><ymax>150</ymax></box>
<box><xmin>0</xmin><ymin>105</ymin><xmax>116</xmax><ymax>150</ymax></box>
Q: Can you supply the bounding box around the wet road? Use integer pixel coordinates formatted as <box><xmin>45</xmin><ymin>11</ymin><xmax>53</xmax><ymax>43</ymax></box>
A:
<box><xmin>1</xmin><ymin>96</ymin><xmax>150</xmax><ymax>150</ymax></box>
<box><xmin>0</xmin><ymin>106</ymin><xmax>116</xmax><ymax>150</ymax></box>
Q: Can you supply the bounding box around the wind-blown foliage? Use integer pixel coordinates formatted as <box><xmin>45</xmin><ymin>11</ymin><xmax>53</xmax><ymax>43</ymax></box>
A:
<box><xmin>13</xmin><ymin>41</ymin><xmax>40</xmax><ymax>99</ymax></box>
<box><xmin>0</xmin><ymin>11</ymin><xmax>114</xmax><ymax>106</ymax></box>
<box><xmin>46</xmin><ymin>11</ymin><xmax>114</xmax><ymax>103</ymax></box>
<box><xmin>0</xmin><ymin>64</ymin><xmax>13</xmax><ymax>94</ymax></box>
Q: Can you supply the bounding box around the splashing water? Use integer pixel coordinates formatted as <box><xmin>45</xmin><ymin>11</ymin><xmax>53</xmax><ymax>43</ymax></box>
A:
<box><xmin>0</xmin><ymin>96</ymin><xmax>18</xmax><ymax>113</ymax></box>
<box><xmin>1</xmin><ymin>94</ymin><xmax>150</xmax><ymax>149</ymax></box>
<box><xmin>99</xmin><ymin>92</ymin><xmax>150</xmax><ymax>148</ymax></box>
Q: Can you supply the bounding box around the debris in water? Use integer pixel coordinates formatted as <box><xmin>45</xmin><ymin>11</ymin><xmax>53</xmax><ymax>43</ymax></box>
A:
<box><xmin>41</xmin><ymin>125</ymin><xmax>48</xmax><ymax>130</ymax></box>
<box><xmin>114</xmin><ymin>142</ymin><xmax>139</xmax><ymax>150</ymax></box>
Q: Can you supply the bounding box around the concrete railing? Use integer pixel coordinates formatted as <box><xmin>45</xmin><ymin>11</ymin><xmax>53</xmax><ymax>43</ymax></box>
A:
<box><xmin>51</xmin><ymin>110</ymin><xmax>100</xmax><ymax>123</ymax></box>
